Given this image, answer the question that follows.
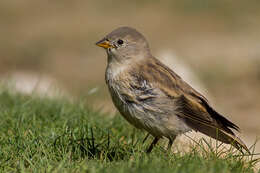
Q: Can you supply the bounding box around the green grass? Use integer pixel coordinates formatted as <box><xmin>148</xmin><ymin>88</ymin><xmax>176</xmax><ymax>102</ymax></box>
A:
<box><xmin>0</xmin><ymin>88</ymin><xmax>258</xmax><ymax>173</ymax></box>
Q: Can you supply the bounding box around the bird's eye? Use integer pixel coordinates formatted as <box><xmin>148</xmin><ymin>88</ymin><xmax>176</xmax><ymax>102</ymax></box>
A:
<box><xmin>117</xmin><ymin>39</ymin><xmax>124</xmax><ymax>45</ymax></box>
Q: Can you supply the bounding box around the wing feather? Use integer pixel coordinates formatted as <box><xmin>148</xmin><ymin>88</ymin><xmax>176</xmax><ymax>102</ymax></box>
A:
<box><xmin>130</xmin><ymin>57</ymin><xmax>249</xmax><ymax>153</ymax></box>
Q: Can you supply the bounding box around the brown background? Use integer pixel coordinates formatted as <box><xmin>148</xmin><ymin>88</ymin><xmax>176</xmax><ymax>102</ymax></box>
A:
<box><xmin>1</xmin><ymin>0</ymin><xmax>259</xmax><ymax>154</ymax></box>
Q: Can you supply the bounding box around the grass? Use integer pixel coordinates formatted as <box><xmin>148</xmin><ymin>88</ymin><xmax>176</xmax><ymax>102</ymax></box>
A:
<box><xmin>0</xmin><ymin>88</ymin><xmax>258</xmax><ymax>173</ymax></box>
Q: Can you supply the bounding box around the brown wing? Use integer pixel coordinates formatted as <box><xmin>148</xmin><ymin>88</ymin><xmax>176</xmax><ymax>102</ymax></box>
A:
<box><xmin>132</xmin><ymin>57</ymin><xmax>249</xmax><ymax>153</ymax></box>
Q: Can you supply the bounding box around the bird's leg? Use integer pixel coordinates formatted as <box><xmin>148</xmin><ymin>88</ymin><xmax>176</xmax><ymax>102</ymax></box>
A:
<box><xmin>146</xmin><ymin>137</ymin><xmax>160</xmax><ymax>153</ymax></box>
<box><xmin>167</xmin><ymin>139</ymin><xmax>173</xmax><ymax>151</ymax></box>
<box><xmin>167</xmin><ymin>135</ymin><xmax>176</xmax><ymax>151</ymax></box>
<box><xmin>142</xmin><ymin>133</ymin><xmax>150</xmax><ymax>144</ymax></box>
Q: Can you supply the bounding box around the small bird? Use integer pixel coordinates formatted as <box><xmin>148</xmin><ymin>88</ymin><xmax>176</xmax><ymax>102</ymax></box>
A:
<box><xmin>96</xmin><ymin>26</ymin><xmax>249</xmax><ymax>153</ymax></box>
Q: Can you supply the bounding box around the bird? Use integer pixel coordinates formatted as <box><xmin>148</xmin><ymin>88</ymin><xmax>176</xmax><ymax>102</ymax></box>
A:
<box><xmin>95</xmin><ymin>26</ymin><xmax>249</xmax><ymax>153</ymax></box>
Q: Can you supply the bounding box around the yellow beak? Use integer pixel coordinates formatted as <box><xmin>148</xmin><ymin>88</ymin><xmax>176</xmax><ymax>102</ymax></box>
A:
<box><xmin>96</xmin><ymin>38</ymin><xmax>114</xmax><ymax>49</ymax></box>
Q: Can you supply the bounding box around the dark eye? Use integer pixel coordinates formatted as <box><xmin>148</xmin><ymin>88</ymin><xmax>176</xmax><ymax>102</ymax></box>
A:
<box><xmin>117</xmin><ymin>39</ymin><xmax>124</xmax><ymax>45</ymax></box>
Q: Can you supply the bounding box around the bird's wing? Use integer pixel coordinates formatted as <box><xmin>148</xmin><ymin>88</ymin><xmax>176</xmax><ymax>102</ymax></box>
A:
<box><xmin>128</xmin><ymin>57</ymin><xmax>249</xmax><ymax>153</ymax></box>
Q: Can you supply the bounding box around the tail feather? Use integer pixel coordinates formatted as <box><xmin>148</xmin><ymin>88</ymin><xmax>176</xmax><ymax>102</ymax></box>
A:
<box><xmin>200</xmin><ymin>100</ymin><xmax>250</xmax><ymax>153</ymax></box>
<box><xmin>184</xmin><ymin>116</ymin><xmax>250</xmax><ymax>154</ymax></box>
<box><xmin>220</xmin><ymin>129</ymin><xmax>250</xmax><ymax>154</ymax></box>
<box><xmin>176</xmin><ymin>94</ymin><xmax>250</xmax><ymax>153</ymax></box>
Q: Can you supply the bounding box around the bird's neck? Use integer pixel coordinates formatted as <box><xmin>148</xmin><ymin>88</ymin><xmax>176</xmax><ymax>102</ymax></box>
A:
<box><xmin>105</xmin><ymin>53</ymin><xmax>151</xmax><ymax>83</ymax></box>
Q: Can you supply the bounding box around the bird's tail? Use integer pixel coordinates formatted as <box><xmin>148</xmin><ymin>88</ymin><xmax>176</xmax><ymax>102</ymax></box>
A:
<box><xmin>202</xmin><ymin>101</ymin><xmax>250</xmax><ymax>154</ymax></box>
<box><xmin>185</xmin><ymin>116</ymin><xmax>250</xmax><ymax>154</ymax></box>
<box><xmin>216</xmin><ymin>128</ymin><xmax>250</xmax><ymax>154</ymax></box>
<box><xmin>181</xmin><ymin>95</ymin><xmax>250</xmax><ymax>154</ymax></box>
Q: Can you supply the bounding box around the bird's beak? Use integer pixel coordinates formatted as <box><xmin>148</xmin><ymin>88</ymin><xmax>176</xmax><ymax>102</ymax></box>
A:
<box><xmin>96</xmin><ymin>38</ymin><xmax>114</xmax><ymax>49</ymax></box>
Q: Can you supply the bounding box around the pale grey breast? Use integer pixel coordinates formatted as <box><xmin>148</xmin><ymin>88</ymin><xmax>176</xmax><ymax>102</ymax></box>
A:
<box><xmin>105</xmin><ymin>65</ymin><xmax>191</xmax><ymax>138</ymax></box>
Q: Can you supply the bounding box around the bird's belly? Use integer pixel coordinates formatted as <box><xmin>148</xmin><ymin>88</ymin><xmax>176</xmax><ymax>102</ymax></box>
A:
<box><xmin>109</xmin><ymin>91</ymin><xmax>145</xmax><ymax>129</ymax></box>
<box><xmin>109</xmin><ymin>87</ymin><xmax>191</xmax><ymax>138</ymax></box>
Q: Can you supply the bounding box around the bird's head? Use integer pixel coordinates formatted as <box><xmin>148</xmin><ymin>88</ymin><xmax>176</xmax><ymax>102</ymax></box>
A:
<box><xmin>96</xmin><ymin>27</ymin><xmax>151</xmax><ymax>63</ymax></box>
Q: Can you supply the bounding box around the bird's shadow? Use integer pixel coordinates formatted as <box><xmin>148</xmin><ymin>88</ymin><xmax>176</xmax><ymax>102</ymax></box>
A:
<box><xmin>53</xmin><ymin>127</ymin><xmax>143</xmax><ymax>161</ymax></box>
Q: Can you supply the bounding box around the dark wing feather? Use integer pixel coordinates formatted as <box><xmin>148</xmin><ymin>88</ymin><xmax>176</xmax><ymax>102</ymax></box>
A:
<box><xmin>195</xmin><ymin>94</ymin><xmax>240</xmax><ymax>132</ymax></box>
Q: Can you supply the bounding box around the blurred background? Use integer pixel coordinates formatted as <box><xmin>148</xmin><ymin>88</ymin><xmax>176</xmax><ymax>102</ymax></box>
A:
<box><xmin>0</xmin><ymin>0</ymin><xmax>259</xmax><ymax>153</ymax></box>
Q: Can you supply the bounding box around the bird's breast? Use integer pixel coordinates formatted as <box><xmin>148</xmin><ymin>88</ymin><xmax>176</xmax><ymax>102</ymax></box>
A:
<box><xmin>105</xmin><ymin>62</ymin><xmax>129</xmax><ymax>83</ymax></box>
